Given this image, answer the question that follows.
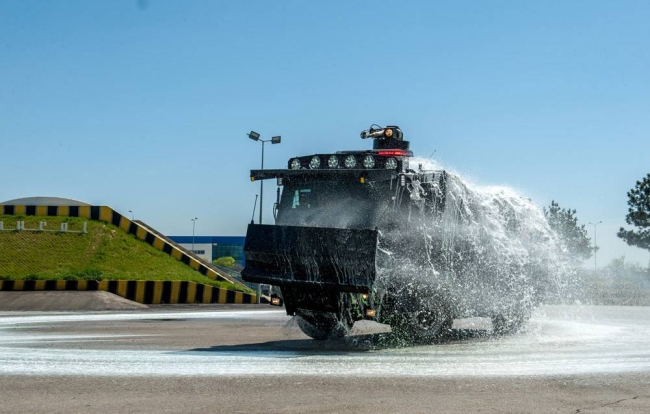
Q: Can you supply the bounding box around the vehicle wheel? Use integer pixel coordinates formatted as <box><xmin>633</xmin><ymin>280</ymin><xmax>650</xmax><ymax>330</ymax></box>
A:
<box><xmin>295</xmin><ymin>310</ymin><xmax>353</xmax><ymax>340</ymax></box>
<box><xmin>384</xmin><ymin>286</ymin><xmax>453</xmax><ymax>343</ymax></box>
<box><xmin>390</xmin><ymin>307</ymin><xmax>452</xmax><ymax>343</ymax></box>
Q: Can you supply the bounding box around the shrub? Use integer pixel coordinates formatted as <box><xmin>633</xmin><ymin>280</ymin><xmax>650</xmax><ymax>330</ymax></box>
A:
<box><xmin>213</xmin><ymin>256</ymin><xmax>236</xmax><ymax>268</ymax></box>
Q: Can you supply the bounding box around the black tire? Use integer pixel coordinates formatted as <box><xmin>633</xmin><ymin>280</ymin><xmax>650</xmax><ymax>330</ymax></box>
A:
<box><xmin>384</xmin><ymin>284</ymin><xmax>453</xmax><ymax>343</ymax></box>
<box><xmin>295</xmin><ymin>311</ymin><xmax>353</xmax><ymax>340</ymax></box>
<box><xmin>389</xmin><ymin>307</ymin><xmax>452</xmax><ymax>343</ymax></box>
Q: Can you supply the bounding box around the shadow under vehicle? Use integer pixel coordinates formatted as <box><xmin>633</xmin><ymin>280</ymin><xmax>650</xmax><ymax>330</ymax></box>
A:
<box><xmin>242</xmin><ymin>125</ymin><xmax>549</xmax><ymax>341</ymax></box>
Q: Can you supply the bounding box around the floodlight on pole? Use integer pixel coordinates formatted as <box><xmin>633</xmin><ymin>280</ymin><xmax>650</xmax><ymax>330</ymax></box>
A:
<box><xmin>128</xmin><ymin>210</ymin><xmax>134</xmax><ymax>220</ymax></box>
<box><xmin>247</xmin><ymin>131</ymin><xmax>282</xmax><ymax>225</ymax></box>
<box><xmin>191</xmin><ymin>217</ymin><xmax>198</xmax><ymax>252</ymax></box>
<box><xmin>588</xmin><ymin>221</ymin><xmax>602</xmax><ymax>269</ymax></box>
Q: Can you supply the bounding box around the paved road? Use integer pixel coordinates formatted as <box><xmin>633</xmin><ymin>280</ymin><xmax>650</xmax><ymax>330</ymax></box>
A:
<box><xmin>0</xmin><ymin>305</ymin><xmax>649</xmax><ymax>413</ymax></box>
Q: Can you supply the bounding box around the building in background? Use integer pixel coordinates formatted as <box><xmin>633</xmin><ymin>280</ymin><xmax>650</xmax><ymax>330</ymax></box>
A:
<box><xmin>168</xmin><ymin>236</ymin><xmax>246</xmax><ymax>267</ymax></box>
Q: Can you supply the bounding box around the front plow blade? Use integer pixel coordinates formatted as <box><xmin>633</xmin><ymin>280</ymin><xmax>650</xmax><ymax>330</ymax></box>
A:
<box><xmin>242</xmin><ymin>224</ymin><xmax>378</xmax><ymax>292</ymax></box>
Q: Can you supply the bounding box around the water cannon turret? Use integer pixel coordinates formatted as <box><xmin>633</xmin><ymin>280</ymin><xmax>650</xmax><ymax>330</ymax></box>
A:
<box><xmin>360</xmin><ymin>125</ymin><xmax>403</xmax><ymax>140</ymax></box>
<box><xmin>360</xmin><ymin>124</ymin><xmax>410</xmax><ymax>151</ymax></box>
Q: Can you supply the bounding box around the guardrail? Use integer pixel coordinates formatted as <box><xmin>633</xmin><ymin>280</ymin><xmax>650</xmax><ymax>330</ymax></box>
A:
<box><xmin>0</xmin><ymin>220</ymin><xmax>87</xmax><ymax>233</ymax></box>
<box><xmin>212</xmin><ymin>265</ymin><xmax>272</xmax><ymax>295</ymax></box>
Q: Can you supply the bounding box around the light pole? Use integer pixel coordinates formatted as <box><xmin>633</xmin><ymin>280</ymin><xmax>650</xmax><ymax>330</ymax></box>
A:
<box><xmin>588</xmin><ymin>221</ymin><xmax>602</xmax><ymax>269</ymax></box>
<box><xmin>191</xmin><ymin>217</ymin><xmax>198</xmax><ymax>252</ymax></box>
<box><xmin>128</xmin><ymin>210</ymin><xmax>134</xmax><ymax>221</ymax></box>
<box><xmin>247</xmin><ymin>131</ymin><xmax>281</xmax><ymax>224</ymax></box>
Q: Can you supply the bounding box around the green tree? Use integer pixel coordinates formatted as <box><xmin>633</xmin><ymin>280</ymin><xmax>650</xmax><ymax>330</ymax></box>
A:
<box><xmin>617</xmin><ymin>173</ymin><xmax>650</xmax><ymax>252</ymax></box>
<box><xmin>544</xmin><ymin>200</ymin><xmax>592</xmax><ymax>261</ymax></box>
<box><xmin>213</xmin><ymin>256</ymin><xmax>236</xmax><ymax>268</ymax></box>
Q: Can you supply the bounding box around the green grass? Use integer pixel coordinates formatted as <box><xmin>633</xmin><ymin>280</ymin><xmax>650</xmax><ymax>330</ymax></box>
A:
<box><xmin>0</xmin><ymin>215</ymin><xmax>252</xmax><ymax>293</ymax></box>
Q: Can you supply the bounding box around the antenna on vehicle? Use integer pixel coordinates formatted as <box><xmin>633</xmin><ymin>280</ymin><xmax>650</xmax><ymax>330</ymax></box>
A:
<box><xmin>251</xmin><ymin>194</ymin><xmax>259</xmax><ymax>224</ymax></box>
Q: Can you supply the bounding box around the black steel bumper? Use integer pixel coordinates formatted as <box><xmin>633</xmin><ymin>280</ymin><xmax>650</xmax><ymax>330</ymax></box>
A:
<box><xmin>241</xmin><ymin>224</ymin><xmax>379</xmax><ymax>293</ymax></box>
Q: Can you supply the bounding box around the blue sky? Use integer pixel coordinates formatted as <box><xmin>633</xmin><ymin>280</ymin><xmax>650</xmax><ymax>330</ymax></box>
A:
<box><xmin>1</xmin><ymin>1</ymin><xmax>649</xmax><ymax>266</ymax></box>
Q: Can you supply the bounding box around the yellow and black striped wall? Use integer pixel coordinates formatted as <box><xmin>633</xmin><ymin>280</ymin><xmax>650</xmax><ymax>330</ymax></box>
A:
<box><xmin>0</xmin><ymin>280</ymin><xmax>256</xmax><ymax>305</ymax></box>
<box><xmin>0</xmin><ymin>204</ymin><xmax>235</xmax><ymax>285</ymax></box>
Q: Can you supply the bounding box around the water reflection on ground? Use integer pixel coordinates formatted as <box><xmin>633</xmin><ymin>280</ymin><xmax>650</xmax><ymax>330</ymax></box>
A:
<box><xmin>0</xmin><ymin>306</ymin><xmax>649</xmax><ymax>377</ymax></box>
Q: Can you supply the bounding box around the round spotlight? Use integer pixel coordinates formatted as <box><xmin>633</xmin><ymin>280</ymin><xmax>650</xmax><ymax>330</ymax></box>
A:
<box><xmin>327</xmin><ymin>155</ymin><xmax>339</xmax><ymax>168</ymax></box>
<box><xmin>344</xmin><ymin>155</ymin><xmax>357</xmax><ymax>168</ymax></box>
<box><xmin>309</xmin><ymin>156</ymin><xmax>321</xmax><ymax>169</ymax></box>
<box><xmin>385</xmin><ymin>157</ymin><xmax>398</xmax><ymax>169</ymax></box>
<box><xmin>362</xmin><ymin>154</ymin><xmax>376</xmax><ymax>169</ymax></box>
<box><xmin>290</xmin><ymin>158</ymin><xmax>301</xmax><ymax>170</ymax></box>
<box><xmin>384</xmin><ymin>128</ymin><xmax>393</xmax><ymax>138</ymax></box>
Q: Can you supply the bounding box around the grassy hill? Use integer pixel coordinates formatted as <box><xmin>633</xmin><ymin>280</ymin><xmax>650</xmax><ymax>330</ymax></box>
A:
<box><xmin>0</xmin><ymin>215</ymin><xmax>251</xmax><ymax>293</ymax></box>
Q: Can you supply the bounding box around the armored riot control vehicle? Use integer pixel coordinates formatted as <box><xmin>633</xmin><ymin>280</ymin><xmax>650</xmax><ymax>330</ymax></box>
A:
<box><xmin>242</xmin><ymin>125</ymin><xmax>549</xmax><ymax>341</ymax></box>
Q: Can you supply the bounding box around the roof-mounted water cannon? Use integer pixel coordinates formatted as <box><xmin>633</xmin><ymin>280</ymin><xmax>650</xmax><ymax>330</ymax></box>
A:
<box><xmin>360</xmin><ymin>124</ymin><xmax>410</xmax><ymax>151</ymax></box>
<box><xmin>360</xmin><ymin>125</ymin><xmax>403</xmax><ymax>140</ymax></box>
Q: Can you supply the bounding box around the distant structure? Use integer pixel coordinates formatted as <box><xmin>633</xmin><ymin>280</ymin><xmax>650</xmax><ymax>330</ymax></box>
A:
<box><xmin>168</xmin><ymin>236</ymin><xmax>246</xmax><ymax>267</ymax></box>
<box><xmin>0</xmin><ymin>196</ymin><xmax>90</xmax><ymax>206</ymax></box>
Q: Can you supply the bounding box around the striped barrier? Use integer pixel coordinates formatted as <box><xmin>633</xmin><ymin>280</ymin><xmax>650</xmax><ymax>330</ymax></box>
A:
<box><xmin>0</xmin><ymin>280</ymin><xmax>257</xmax><ymax>305</ymax></box>
<box><xmin>0</xmin><ymin>204</ymin><xmax>236</xmax><ymax>285</ymax></box>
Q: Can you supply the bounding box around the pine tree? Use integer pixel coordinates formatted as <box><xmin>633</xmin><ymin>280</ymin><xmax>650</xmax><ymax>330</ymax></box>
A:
<box><xmin>544</xmin><ymin>200</ymin><xmax>593</xmax><ymax>261</ymax></box>
<box><xmin>617</xmin><ymin>173</ymin><xmax>650</xmax><ymax>252</ymax></box>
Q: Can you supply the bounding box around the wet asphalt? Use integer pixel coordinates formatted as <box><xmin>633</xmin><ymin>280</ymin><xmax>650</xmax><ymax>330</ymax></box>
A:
<box><xmin>0</xmin><ymin>305</ymin><xmax>649</xmax><ymax>413</ymax></box>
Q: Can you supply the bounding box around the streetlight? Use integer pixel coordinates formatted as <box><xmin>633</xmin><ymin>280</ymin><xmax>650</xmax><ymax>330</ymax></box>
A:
<box><xmin>247</xmin><ymin>131</ymin><xmax>281</xmax><ymax>224</ymax></box>
<box><xmin>588</xmin><ymin>221</ymin><xmax>602</xmax><ymax>269</ymax></box>
<box><xmin>128</xmin><ymin>210</ymin><xmax>134</xmax><ymax>221</ymax></box>
<box><xmin>191</xmin><ymin>217</ymin><xmax>198</xmax><ymax>252</ymax></box>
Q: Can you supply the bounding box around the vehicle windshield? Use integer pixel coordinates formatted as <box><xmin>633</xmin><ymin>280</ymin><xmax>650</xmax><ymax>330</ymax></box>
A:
<box><xmin>275</xmin><ymin>178</ymin><xmax>392</xmax><ymax>229</ymax></box>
